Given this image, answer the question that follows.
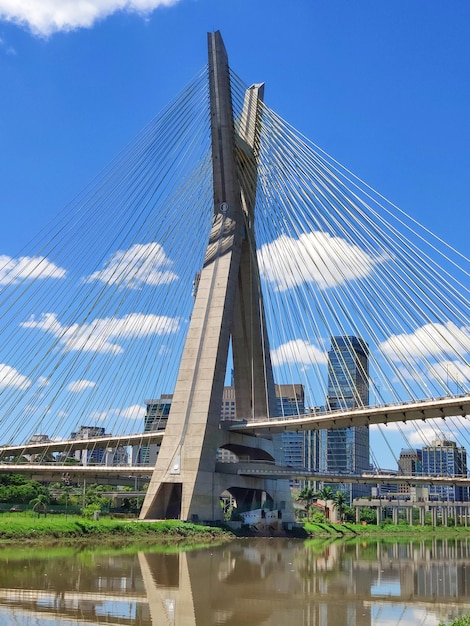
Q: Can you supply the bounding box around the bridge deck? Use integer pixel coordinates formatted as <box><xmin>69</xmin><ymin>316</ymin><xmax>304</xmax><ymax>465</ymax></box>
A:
<box><xmin>0</xmin><ymin>431</ymin><xmax>164</xmax><ymax>460</ymax></box>
<box><xmin>1</xmin><ymin>461</ymin><xmax>469</xmax><ymax>488</ymax></box>
<box><xmin>229</xmin><ymin>394</ymin><xmax>470</xmax><ymax>433</ymax></box>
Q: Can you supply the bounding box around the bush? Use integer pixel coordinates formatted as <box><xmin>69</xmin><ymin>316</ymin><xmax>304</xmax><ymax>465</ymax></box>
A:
<box><xmin>81</xmin><ymin>504</ymin><xmax>101</xmax><ymax>519</ymax></box>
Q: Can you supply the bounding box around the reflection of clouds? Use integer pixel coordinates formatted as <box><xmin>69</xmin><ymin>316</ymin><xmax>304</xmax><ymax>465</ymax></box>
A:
<box><xmin>371</xmin><ymin>605</ymin><xmax>442</xmax><ymax>626</ymax></box>
<box><xmin>1</xmin><ymin>539</ymin><xmax>470</xmax><ymax>626</ymax></box>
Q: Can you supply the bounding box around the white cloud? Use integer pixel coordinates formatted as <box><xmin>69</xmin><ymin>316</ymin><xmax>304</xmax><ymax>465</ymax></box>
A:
<box><xmin>428</xmin><ymin>360</ymin><xmax>470</xmax><ymax>386</ymax></box>
<box><xmin>258</xmin><ymin>231</ymin><xmax>381</xmax><ymax>291</ymax></box>
<box><xmin>380</xmin><ymin>322</ymin><xmax>470</xmax><ymax>362</ymax></box>
<box><xmin>0</xmin><ymin>364</ymin><xmax>31</xmax><ymax>390</ymax></box>
<box><xmin>0</xmin><ymin>0</ymin><xmax>182</xmax><ymax>37</ymax></box>
<box><xmin>271</xmin><ymin>339</ymin><xmax>327</xmax><ymax>367</ymax></box>
<box><xmin>0</xmin><ymin>255</ymin><xmax>66</xmax><ymax>285</ymax></box>
<box><xmin>21</xmin><ymin>311</ymin><xmax>180</xmax><ymax>354</ymax></box>
<box><xmin>90</xmin><ymin>403</ymin><xmax>146</xmax><ymax>421</ymax></box>
<box><xmin>372</xmin><ymin>416</ymin><xmax>463</xmax><ymax>447</ymax></box>
<box><xmin>67</xmin><ymin>379</ymin><xmax>97</xmax><ymax>392</ymax></box>
<box><xmin>84</xmin><ymin>242</ymin><xmax>178</xmax><ymax>289</ymax></box>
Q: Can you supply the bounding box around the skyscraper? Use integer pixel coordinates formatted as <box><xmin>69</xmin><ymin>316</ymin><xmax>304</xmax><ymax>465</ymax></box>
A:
<box><xmin>135</xmin><ymin>395</ymin><xmax>172</xmax><ymax>465</ymax></box>
<box><xmin>320</xmin><ymin>335</ymin><xmax>370</xmax><ymax>501</ymax></box>
<box><xmin>422</xmin><ymin>439</ymin><xmax>468</xmax><ymax>502</ymax></box>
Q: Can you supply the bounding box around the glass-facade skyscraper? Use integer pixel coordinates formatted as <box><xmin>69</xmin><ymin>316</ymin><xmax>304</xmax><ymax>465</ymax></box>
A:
<box><xmin>319</xmin><ymin>335</ymin><xmax>370</xmax><ymax>501</ymax></box>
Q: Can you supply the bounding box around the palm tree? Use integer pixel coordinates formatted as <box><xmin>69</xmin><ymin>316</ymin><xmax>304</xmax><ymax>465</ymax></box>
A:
<box><xmin>333</xmin><ymin>490</ymin><xmax>347</xmax><ymax>522</ymax></box>
<box><xmin>316</xmin><ymin>486</ymin><xmax>334</xmax><ymax>502</ymax></box>
<box><xmin>30</xmin><ymin>494</ymin><xmax>49</xmax><ymax>517</ymax></box>
<box><xmin>297</xmin><ymin>484</ymin><xmax>316</xmax><ymax>517</ymax></box>
<box><xmin>316</xmin><ymin>486</ymin><xmax>334</xmax><ymax>520</ymax></box>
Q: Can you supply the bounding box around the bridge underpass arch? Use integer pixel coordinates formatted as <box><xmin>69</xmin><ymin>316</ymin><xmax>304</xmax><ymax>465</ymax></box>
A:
<box><xmin>221</xmin><ymin>486</ymin><xmax>274</xmax><ymax>518</ymax></box>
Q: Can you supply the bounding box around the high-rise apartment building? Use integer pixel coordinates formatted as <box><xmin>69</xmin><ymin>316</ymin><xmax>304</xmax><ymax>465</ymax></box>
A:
<box><xmin>135</xmin><ymin>395</ymin><xmax>172</xmax><ymax>465</ymax></box>
<box><xmin>422</xmin><ymin>439</ymin><xmax>468</xmax><ymax>502</ymax></box>
<box><xmin>70</xmin><ymin>425</ymin><xmax>106</xmax><ymax>465</ymax></box>
<box><xmin>276</xmin><ymin>384</ymin><xmax>311</xmax><ymax>486</ymax></box>
<box><xmin>319</xmin><ymin>335</ymin><xmax>370</xmax><ymax>501</ymax></box>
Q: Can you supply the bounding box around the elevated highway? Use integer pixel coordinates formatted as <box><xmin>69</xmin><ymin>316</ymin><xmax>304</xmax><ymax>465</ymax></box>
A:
<box><xmin>1</xmin><ymin>460</ymin><xmax>470</xmax><ymax>489</ymax></box>
<box><xmin>0</xmin><ymin>431</ymin><xmax>164</xmax><ymax>460</ymax></box>
<box><xmin>230</xmin><ymin>394</ymin><xmax>470</xmax><ymax>434</ymax></box>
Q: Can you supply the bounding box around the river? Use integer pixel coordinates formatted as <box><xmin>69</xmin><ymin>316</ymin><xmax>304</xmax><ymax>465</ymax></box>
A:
<box><xmin>0</xmin><ymin>537</ymin><xmax>469</xmax><ymax>625</ymax></box>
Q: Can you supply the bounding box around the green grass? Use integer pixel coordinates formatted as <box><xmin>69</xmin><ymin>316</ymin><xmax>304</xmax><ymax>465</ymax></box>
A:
<box><xmin>303</xmin><ymin>521</ymin><xmax>470</xmax><ymax>538</ymax></box>
<box><xmin>440</xmin><ymin>615</ymin><xmax>470</xmax><ymax>626</ymax></box>
<box><xmin>0</xmin><ymin>513</ymin><xmax>232</xmax><ymax>545</ymax></box>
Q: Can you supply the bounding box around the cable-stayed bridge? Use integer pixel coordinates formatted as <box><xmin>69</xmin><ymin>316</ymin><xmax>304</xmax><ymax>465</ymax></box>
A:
<box><xmin>0</xmin><ymin>32</ymin><xmax>469</xmax><ymax>522</ymax></box>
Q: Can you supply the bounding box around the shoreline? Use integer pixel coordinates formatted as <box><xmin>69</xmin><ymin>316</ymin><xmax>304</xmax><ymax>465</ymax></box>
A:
<box><xmin>1</xmin><ymin>514</ymin><xmax>470</xmax><ymax>547</ymax></box>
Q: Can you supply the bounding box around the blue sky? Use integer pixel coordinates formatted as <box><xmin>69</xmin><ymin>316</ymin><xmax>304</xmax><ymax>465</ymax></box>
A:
<box><xmin>1</xmin><ymin>1</ymin><xmax>469</xmax><ymax>251</ymax></box>
<box><xmin>0</xmin><ymin>1</ymin><xmax>469</xmax><ymax>466</ymax></box>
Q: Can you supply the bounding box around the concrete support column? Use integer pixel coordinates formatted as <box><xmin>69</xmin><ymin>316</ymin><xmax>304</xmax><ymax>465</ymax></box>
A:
<box><xmin>407</xmin><ymin>507</ymin><xmax>413</xmax><ymax>526</ymax></box>
<box><xmin>419</xmin><ymin>506</ymin><xmax>426</xmax><ymax>526</ymax></box>
<box><xmin>392</xmin><ymin>507</ymin><xmax>398</xmax><ymax>525</ymax></box>
<box><xmin>442</xmin><ymin>507</ymin><xmax>448</xmax><ymax>527</ymax></box>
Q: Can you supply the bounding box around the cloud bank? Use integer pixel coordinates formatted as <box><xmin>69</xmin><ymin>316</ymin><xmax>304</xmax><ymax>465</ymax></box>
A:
<box><xmin>0</xmin><ymin>0</ymin><xmax>181</xmax><ymax>37</ymax></box>
<box><xmin>67</xmin><ymin>379</ymin><xmax>97</xmax><ymax>392</ymax></box>
<box><xmin>84</xmin><ymin>242</ymin><xmax>178</xmax><ymax>289</ymax></box>
<box><xmin>258</xmin><ymin>231</ymin><xmax>381</xmax><ymax>292</ymax></box>
<box><xmin>90</xmin><ymin>403</ymin><xmax>146</xmax><ymax>421</ymax></box>
<box><xmin>0</xmin><ymin>364</ymin><xmax>31</xmax><ymax>390</ymax></box>
<box><xmin>380</xmin><ymin>322</ymin><xmax>470</xmax><ymax>361</ymax></box>
<box><xmin>0</xmin><ymin>255</ymin><xmax>66</xmax><ymax>285</ymax></box>
<box><xmin>21</xmin><ymin>311</ymin><xmax>180</xmax><ymax>354</ymax></box>
<box><xmin>271</xmin><ymin>339</ymin><xmax>327</xmax><ymax>368</ymax></box>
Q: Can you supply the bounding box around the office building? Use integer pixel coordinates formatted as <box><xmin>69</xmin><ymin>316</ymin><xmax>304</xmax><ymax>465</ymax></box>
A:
<box><xmin>319</xmin><ymin>335</ymin><xmax>370</xmax><ymax>501</ymax></box>
<box><xmin>134</xmin><ymin>395</ymin><xmax>172</xmax><ymax>465</ymax></box>
<box><xmin>422</xmin><ymin>439</ymin><xmax>468</xmax><ymax>502</ymax></box>
<box><xmin>70</xmin><ymin>425</ymin><xmax>106</xmax><ymax>465</ymax></box>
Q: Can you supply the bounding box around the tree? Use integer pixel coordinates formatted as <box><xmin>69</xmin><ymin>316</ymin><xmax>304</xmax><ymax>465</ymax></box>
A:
<box><xmin>333</xmin><ymin>490</ymin><xmax>347</xmax><ymax>522</ymax></box>
<box><xmin>316</xmin><ymin>486</ymin><xmax>334</xmax><ymax>521</ymax></box>
<box><xmin>297</xmin><ymin>484</ymin><xmax>317</xmax><ymax>518</ymax></box>
<box><xmin>316</xmin><ymin>486</ymin><xmax>334</xmax><ymax>501</ymax></box>
<box><xmin>30</xmin><ymin>494</ymin><xmax>49</xmax><ymax>517</ymax></box>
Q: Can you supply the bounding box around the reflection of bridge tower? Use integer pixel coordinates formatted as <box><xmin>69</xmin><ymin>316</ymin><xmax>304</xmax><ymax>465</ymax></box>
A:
<box><xmin>140</xmin><ymin>32</ymin><xmax>293</xmax><ymax>522</ymax></box>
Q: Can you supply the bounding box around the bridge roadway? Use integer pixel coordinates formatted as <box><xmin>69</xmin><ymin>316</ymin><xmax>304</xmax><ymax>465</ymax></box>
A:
<box><xmin>1</xmin><ymin>461</ymin><xmax>470</xmax><ymax>488</ymax></box>
<box><xmin>229</xmin><ymin>393</ymin><xmax>470</xmax><ymax>434</ymax></box>
<box><xmin>2</xmin><ymin>395</ymin><xmax>469</xmax><ymax>460</ymax></box>
<box><xmin>0</xmin><ymin>431</ymin><xmax>164</xmax><ymax>461</ymax></box>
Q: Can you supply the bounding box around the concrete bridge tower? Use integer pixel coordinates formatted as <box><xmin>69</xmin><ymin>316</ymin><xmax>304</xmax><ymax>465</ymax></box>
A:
<box><xmin>140</xmin><ymin>32</ymin><xmax>294</xmax><ymax>523</ymax></box>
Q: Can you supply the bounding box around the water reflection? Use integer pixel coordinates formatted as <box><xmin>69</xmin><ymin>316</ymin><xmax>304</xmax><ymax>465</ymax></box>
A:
<box><xmin>0</xmin><ymin>538</ymin><xmax>469</xmax><ymax>625</ymax></box>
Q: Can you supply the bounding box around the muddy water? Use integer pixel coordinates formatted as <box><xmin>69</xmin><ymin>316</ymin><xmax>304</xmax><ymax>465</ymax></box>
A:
<box><xmin>0</xmin><ymin>537</ymin><xmax>469</xmax><ymax>625</ymax></box>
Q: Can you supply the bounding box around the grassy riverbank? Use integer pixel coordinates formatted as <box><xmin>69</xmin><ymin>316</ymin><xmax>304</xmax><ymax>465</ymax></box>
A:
<box><xmin>0</xmin><ymin>513</ymin><xmax>231</xmax><ymax>545</ymax></box>
<box><xmin>440</xmin><ymin>616</ymin><xmax>470</xmax><ymax>626</ymax></box>
<box><xmin>304</xmin><ymin>520</ymin><xmax>470</xmax><ymax>538</ymax></box>
<box><xmin>2</xmin><ymin>513</ymin><xmax>470</xmax><ymax>545</ymax></box>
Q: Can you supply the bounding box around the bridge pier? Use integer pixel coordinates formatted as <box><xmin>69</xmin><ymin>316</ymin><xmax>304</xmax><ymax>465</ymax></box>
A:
<box><xmin>139</xmin><ymin>31</ymin><xmax>294</xmax><ymax>524</ymax></box>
